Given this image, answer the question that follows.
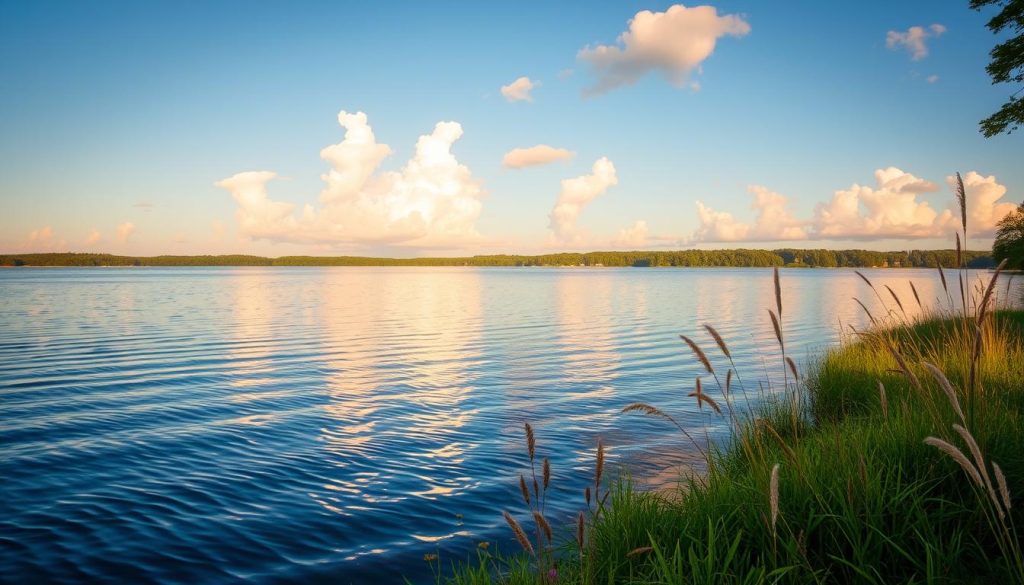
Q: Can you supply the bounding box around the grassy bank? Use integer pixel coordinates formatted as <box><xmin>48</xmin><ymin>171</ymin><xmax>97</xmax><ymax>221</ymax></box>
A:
<box><xmin>436</xmin><ymin>270</ymin><xmax>1023</xmax><ymax>584</ymax></box>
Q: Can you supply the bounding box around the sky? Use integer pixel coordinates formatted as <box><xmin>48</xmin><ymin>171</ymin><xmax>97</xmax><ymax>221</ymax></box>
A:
<box><xmin>1</xmin><ymin>1</ymin><xmax>1021</xmax><ymax>257</ymax></box>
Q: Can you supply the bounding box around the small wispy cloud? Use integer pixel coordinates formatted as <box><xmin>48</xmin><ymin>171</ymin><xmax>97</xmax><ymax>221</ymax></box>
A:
<box><xmin>503</xmin><ymin>145</ymin><xmax>575</xmax><ymax>169</ymax></box>
<box><xmin>500</xmin><ymin>76</ymin><xmax>539</xmax><ymax>102</ymax></box>
<box><xmin>886</xmin><ymin>24</ymin><xmax>945</xmax><ymax>61</ymax></box>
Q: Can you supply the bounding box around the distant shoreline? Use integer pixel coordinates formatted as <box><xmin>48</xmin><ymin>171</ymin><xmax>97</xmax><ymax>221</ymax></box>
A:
<box><xmin>0</xmin><ymin>249</ymin><xmax>995</xmax><ymax>269</ymax></box>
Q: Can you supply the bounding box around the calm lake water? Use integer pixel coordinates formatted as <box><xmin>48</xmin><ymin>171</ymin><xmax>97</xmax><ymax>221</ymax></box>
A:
<box><xmin>1</xmin><ymin>267</ymin><xmax>1017</xmax><ymax>583</ymax></box>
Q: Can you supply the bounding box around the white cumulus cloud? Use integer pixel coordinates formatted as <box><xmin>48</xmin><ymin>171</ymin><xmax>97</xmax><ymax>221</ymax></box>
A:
<box><xmin>501</xmin><ymin>76</ymin><xmax>539</xmax><ymax>102</ymax></box>
<box><xmin>886</xmin><ymin>24</ymin><xmax>945</xmax><ymax>61</ymax></box>
<box><xmin>548</xmin><ymin>157</ymin><xmax>618</xmax><ymax>244</ymax></box>
<box><xmin>216</xmin><ymin>110</ymin><xmax>485</xmax><ymax>250</ymax></box>
<box><xmin>692</xmin><ymin>186</ymin><xmax>807</xmax><ymax>242</ymax></box>
<box><xmin>813</xmin><ymin>167</ymin><xmax>943</xmax><ymax>239</ymax></box>
<box><xmin>85</xmin><ymin>229</ymin><xmax>102</xmax><ymax>245</ymax></box>
<box><xmin>689</xmin><ymin>167</ymin><xmax>1013</xmax><ymax>243</ymax></box>
<box><xmin>503</xmin><ymin>145</ymin><xmax>575</xmax><ymax>169</ymax></box>
<box><xmin>941</xmin><ymin>171</ymin><xmax>1018</xmax><ymax>237</ymax></box>
<box><xmin>578</xmin><ymin>4</ymin><xmax>750</xmax><ymax>95</ymax></box>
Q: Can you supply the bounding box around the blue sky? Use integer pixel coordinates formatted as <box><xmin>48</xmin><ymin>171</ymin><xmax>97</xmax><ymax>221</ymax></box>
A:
<box><xmin>1</xmin><ymin>1</ymin><xmax>1020</xmax><ymax>256</ymax></box>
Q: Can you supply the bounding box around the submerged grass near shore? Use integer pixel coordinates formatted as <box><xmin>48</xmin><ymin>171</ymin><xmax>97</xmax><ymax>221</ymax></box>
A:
<box><xmin>429</xmin><ymin>261</ymin><xmax>1023</xmax><ymax>584</ymax></box>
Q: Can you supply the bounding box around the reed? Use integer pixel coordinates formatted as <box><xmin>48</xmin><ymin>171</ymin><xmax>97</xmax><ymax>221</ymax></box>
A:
<box><xmin>443</xmin><ymin>197</ymin><xmax>1023</xmax><ymax>584</ymax></box>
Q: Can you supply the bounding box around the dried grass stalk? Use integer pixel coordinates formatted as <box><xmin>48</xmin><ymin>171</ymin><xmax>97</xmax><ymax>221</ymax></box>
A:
<box><xmin>576</xmin><ymin>511</ymin><xmax>585</xmax><ymax>548</ymax></box>
<box><xmin>978</xmin><ymin>258</ymin><xmax>1008</xmax><ymax>324</ymax></box>
<box><xmin>519</xmin><ymin>474</ymin><xmax>531</xmax><ymax>506</ymax></box>
<box><xmin>909</xmin><ymin>281</ymin><xmax>922</xmax><ymax>311</ymax></box>
<box><xmin>924</xmin><ymin>437</ymin><xmax>983</xmax><ymax>487</ymax></box>
<box><xmin>785</xmin><ymin>357</ymin><xmax>800</xmax><ymax>381</ymax></box>
<box><xmin>770</xmin><ymin>463</ymin><xmax>780</xmax><ymax>535</ymax></box>
<box><xmin>543</xmin><ymin>458</ymin><xmax>551</xmax><ymax>491</ymax></box>
<box><xmin>627</xmin><ymin>546</ymin><xmax>654</xmax><ymax>557</ymax></box>
<box><xmin>955</xmin><ymin>171</ymin><xmax>967</xmax><ymax>236</ymax></box>
<box><xmin>524</xmin><ymin>422</ymin><xmax>536</xmax><ymax>462</ymax></box>
<box><xmin>532</xmin><ymin>511</ymin><xmax>553</xmax><ymax>542</ymax></box>
<box><xmin>956</xmin><ymin>232</ymin><xmax>963</xmax><ymax>269</ymax></box>
<box><xmin>774</xmin><ymin>266</ymin><xmax>782</xmax><ymax>318</ymax></box>
<box><xmin>878</xmin><ymin>380</ymin><xmax>888</xmax><ymax>419</ymax></box>
<box><xmin>680</xmin><ymin>334</ymin><xmax>714</xmax><ymax>374</ymax></box>
<box><xmin>503</xmin><ymin>511</ymin><xmax>535</xmax><ymax>557</ymax></box>
<box><xmin>953</xmin><ymin>424</ymin><xmax>1000</xmax><ymax>512</ymax></box>
<box><xmin>922</xmin><ymin>362</ymin><xmax>965</xmax><ymax>425</ymax></box>
<box><xmin>993</xmin><ymin>461</ymin><xmax>1012</xmax><ymax>513</ymax></box>
<box><xmin>854</xmin><ymin>298</ymin><xmax>878</xmax><ymax>327</ymax></box>
<box><xmin>703</xmin><ymin>324</ymin><xmax>732</xmax><ymax>359</ymax></box>
<box><xmin>884</xmin><ymin>285</ymin><xmax>906</xmax><ymax>316</ymax></box>
<box><xmin>884</xmin><ymin>340</ymin><xmax>922</xmax><ymax>391</ymax></box>
<box><xmin>768</xmin><ymin>309</ymin><xmax>784</xmax><ymax>350</ymax></box>
<box><xmin>688</xmin><ymin>389</ymin><xmax>723</xmax><ymax>415</ymax></box>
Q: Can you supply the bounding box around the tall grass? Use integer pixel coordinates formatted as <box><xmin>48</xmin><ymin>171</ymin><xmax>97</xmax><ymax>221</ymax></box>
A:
<box><xmin>435</xmin><ymin>181</ymin><xmax>1023</xmax><ymax>584</ymax></box>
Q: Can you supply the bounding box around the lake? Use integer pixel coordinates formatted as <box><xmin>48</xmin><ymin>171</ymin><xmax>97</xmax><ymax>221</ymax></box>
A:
<box><xmin>1</xmin><ymin>267</ymin><xmax>1016</xmax><ymax>583</ymax></box>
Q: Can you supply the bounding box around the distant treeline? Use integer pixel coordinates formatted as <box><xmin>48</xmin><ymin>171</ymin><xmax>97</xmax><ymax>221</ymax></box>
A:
<box><xmin>0</xmin><ymin>249</ymin><xmax>995</xmax><ymax>268</ymax></box>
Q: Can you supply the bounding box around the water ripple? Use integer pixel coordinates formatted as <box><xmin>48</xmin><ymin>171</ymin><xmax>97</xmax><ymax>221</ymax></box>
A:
<box><xmin>1</xmin><ymin>266</ymin><xmax>1018</xmax><ymax>583</ymax></box>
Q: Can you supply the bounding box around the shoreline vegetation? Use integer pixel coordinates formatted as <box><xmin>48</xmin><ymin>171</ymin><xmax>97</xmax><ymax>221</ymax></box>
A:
<box><xmin>434</xmin><ymin>262</ymin><xmax>1023</xmax><ymax>584</ymax></box>
<box><xmin>0</xmin><ymin>249</ymin><xmax>997</xmax><ymax>268</ymax></box>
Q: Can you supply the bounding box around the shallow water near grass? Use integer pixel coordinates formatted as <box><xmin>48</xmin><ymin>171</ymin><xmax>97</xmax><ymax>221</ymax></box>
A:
<box><xmin>1</xmin><ymin>266</ymin><xmax>1017</xmax><ymax>583</ymax></box>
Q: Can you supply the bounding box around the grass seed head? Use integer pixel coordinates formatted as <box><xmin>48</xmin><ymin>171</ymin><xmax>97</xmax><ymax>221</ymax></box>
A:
<box><xmin>503</xmin><ymin>511</ymin><xmax>535</xmax><ymax>558</ymax></box>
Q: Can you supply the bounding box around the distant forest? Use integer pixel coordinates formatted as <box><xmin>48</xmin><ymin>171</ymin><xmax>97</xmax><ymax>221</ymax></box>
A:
<box><xmin>0</xmin><ymin>249</ymin><xmax>995</xmax><ymax>268</ymax></box>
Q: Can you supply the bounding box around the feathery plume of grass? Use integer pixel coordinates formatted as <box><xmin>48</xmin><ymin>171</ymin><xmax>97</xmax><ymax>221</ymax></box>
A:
<box><xmin>884</xmin><ymin>285</ymin><xmax>906</xmax><ymax>318</ymax></box>
<box><xmin>953</xmin><ymin>424</ymin><xmax>1001</xmax><ymax>515</ymax></box>
<box><xmin>680</xmin><ymin>334</ymin><xmax>713</xmax><ymax>374</ymax></box>
<box><xmin>627</xmin><ymin>546</ymin><xmax>653</xmax><ymax>557</ymax></box>
<box><xmin>884</xmin><ymin>339</ymin><xmax>922</xmax><ymax>392</ymax></box>
<box><xmin>878</xmin><ymin>380</ymin><xmax>888</xmax><ymax>419</ymax></box>
<box><xmin>595</xmin><ymin>440</ymin><xmax>604</xmax><ymax>499</ymax></box>
<box><xmin>576</xmin><ymin>511</ymin><xmax>585</xmax><ymax>549</ymax></box>
<box><xmin>703</xmin><ymin>324</ymin><xmax>732</xmax><ymax>359</ymax></box>
<box><xmin>524</xmin><ymin>422</ymin><xmax>535</xmax><ymax>462</ymax></box>
<box><xmin>937</xmin><ymin>259</ymin><xmax>950</xmax><ymax>305</ymax></box>
<box><xmin>726</xmin><ymin>369</ymin><xmax>733</xmax><ymax>397</ymax></box>
<box><xmin>924</xmin><ymin>436</ymin><xmax>983</xmax><ymax>487</ymax></box>
<box><xmin>584</xmin><ymin>486</ymin><xmax>591</xmax><ymax>508</ymax></box>
<box><xmin>955</xmin><ymin>171</ymin><xmax>967</xmax><ymax>238</ymax></box>
<box><xmin>774</xmin><ymin>266</ymin><xmax>782</xmax><ymax>318</ymax></box>
<box><xmin>993</xmin><ymin>462</ymin><xmax>1012</xmax><ymax>513</ymax></box>
<box><xmin>503</xmin><ymin>511</ymin><xmax>536</xmax><ymax>558</ymax></box>
<box><xmin>769</xmin><ymin>463</ymin><xmax>781</xmax><ymax>536</ymax></box>
<box><xmin>854</xmin><ymin>298</ymin><xmax>878</xmax><ymax>328</ymax></box>
<box><xmin>855</xmin><ymin>269</ymin><xmax>889</xmax><ymax>310</ymax></box>
<box><xmin>910</xmin><ymin>281</ymin><xmax>923</xmax><ymax>312</ymax></box>
<box><xmin>768</xmin><ymin>309</ymin><xmax>784</xmax><ymax>351</ymax></box>
<box><xmin>532</xmin><ymin>511</ymin><xmax>552</xmax><ymax>543</ymax></box>
<box><xmin>922</xmin><ymin>362</ymin><xmax>965</xmax><ymax>425</ymax></box>
<box><xmin>519</xmin><ymin>474</ymin><xmax>531</xmax><ymax>506</ymax></box>
<box><xmin>978</xmin><ymin>258</ymin><xmax>1008</xmax><ymax>325</ymax></box>
<box><xmin>689</xmin><ymin>381</ymin><xmax>723</xmax><ymax>415</ymax></box>
<box><xmin>785</xmin><ymin>357</ymin><xmax>800</xmax><ymax>381</ymax></box>
<box><xmin>621</xmin><ymin>402</ymin><xmax>702</xmax><ymax>452</ymax></box>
